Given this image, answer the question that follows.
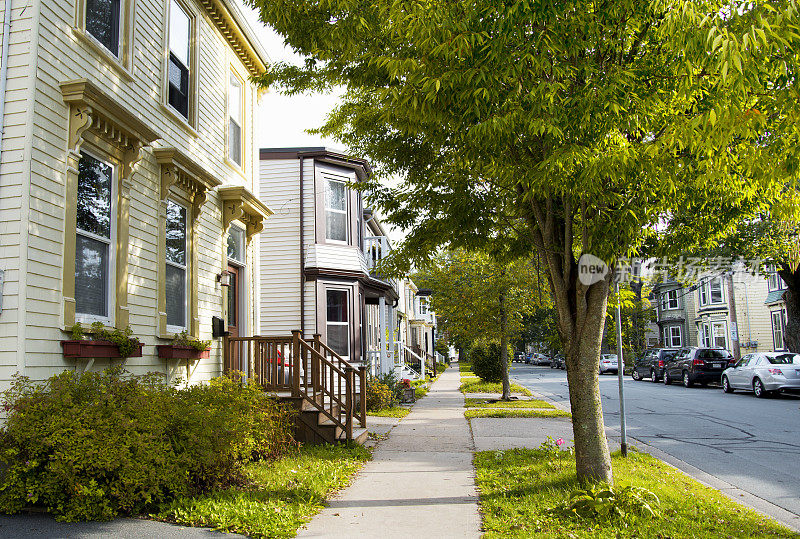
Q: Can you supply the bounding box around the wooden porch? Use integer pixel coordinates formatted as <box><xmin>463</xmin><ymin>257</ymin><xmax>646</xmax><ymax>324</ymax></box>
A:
<box><xmin>223</xmin><ymin>330</ymin><xmax>368</xmax><ymax>445</ymax></box>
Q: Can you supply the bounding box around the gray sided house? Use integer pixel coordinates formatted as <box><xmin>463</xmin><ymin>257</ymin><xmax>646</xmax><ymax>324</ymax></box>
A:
<box><xmin>652</xmin><ymin>281</ymin><xmax>697</xmax><ymax>349</ymax></box>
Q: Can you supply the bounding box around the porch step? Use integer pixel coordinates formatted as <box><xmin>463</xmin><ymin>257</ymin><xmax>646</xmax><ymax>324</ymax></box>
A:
<box><xmin>276</xmin><ymin>393</ymin><xmax>366</xmax><ymax>446</ymax></box>
<box><xmin>340</xmin><ymin>427</ymin><xmax>368</xmax><ymax>445</ymax></box>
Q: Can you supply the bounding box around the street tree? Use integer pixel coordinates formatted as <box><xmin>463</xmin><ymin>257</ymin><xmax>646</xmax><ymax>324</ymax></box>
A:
<box><xmin>251</xmin><ymin>0</ymin><xmax>799</xmax><ymax>483</ymax></box>
<box><xmin>416</xmin><ymin>250</ymin><xmax>545</xmax><ymax>400</ymax></box>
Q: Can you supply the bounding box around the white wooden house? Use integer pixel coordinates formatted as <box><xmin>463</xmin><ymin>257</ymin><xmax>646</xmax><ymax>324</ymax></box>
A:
<box><xmin>0</xmin><ymin>0</ymin><xmax>271</xmax><ymax>389</ymax></box>
<box><xmin>258</xmin><ymin>147</ymin><xmax>400</xmax><ymax>372</ymax></box>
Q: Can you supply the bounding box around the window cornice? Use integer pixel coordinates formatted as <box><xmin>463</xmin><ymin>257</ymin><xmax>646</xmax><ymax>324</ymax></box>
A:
<box><xmin>218</xmin><ymin>185</ymin><xmax>273</xmax><ymax>241</ymax></box>
<box><xmin>153</xmin><ymin>147</ymin><xmax>222</xmax><ymax>218</ymax></box>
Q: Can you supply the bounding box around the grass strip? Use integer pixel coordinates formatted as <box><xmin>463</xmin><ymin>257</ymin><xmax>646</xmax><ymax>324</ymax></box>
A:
<box><xmin>464</xmin><ymin>397</ymin><xmax>553</xmax><ymax>409</ymax></box>
<box><xmin>458</xmin><ymin>362</ymin><xmax>474</xmax><ymax>376</ymax></box>
<box><xmin>367</xmin><ymin>406</ymin><xmax>411</xmax><ymax>418</ymax></box>
<box><xmin>460</xmin><ymin>377</ymin><xmax>532</xmax><ymax>396</ymax></box>
<box><xmin>475</xmin><ymin>448</ymin><xmax>795</xmax><ymax>538</ymax></box>
<box><xmin>465</xmin><ymin>409</ymin><xmax>571</xmax><ymax>419</ymax></box>
<box><xmin>155</xmin><ymin>443</ymin><xmax>371</xmax><ymax>538</ymax></box>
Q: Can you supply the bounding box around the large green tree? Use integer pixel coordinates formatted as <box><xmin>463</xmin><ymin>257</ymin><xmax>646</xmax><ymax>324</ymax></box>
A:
<box><xmin>417</xmin><ymin>250</ymin><xmax>545</xmax><ymax>399</ymax></box>
<box><xmin>252</xmin><ymin>0</ymin><xmax>799</xmax><ymax>482</ymax></box>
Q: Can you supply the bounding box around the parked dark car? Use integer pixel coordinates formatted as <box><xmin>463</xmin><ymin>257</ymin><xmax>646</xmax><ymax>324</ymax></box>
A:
<box><xmin>514</xmin><ymin>351</ymin><xmax>525</xmax><ymax>363</ymax></box>
<box><xmin>550</xmin><ymin>354</ymin><xmax>565</xmax><ymax>369</ymax></box>
<box><xmin>631</xmin><ymin>348</ymin><xmax>680</xmax><ymax>382</ymax></box>
<box><xmin>663</xmin><ymin>347</ymin><xmax>733</xmax><ymax>387</ymax></box>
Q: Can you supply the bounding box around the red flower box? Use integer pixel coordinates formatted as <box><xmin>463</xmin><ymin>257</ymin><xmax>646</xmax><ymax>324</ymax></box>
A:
<box><xmin>156</xmin><ymin>345</ymin><xmax>211</xmax><ymax>360</ymax></box>
<box><xmin>61</xmin><ymin>340</ymin><xmax>144</xmax><ymax>359</ymax></box>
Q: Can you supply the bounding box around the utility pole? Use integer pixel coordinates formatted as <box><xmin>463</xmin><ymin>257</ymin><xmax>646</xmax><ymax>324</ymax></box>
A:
<box><xmin>726</xmin><ymin>272</ymin><xmax>741</xmax><ymax>361</ymax></box>
<box><xmin>615</xmin><ymin>282</ymin><xmax>628</xmax><ymax>457</ymax></box>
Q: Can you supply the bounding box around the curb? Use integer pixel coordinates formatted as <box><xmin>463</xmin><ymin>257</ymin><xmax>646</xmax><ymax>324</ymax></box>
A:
<box><xmin>524</xmin><ymin>380</ymin><xmax>800</xmax><ymax>534</ymax></box>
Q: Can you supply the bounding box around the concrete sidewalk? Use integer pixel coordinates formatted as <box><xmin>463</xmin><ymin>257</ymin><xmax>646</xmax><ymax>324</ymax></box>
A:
<box><xmin>296</xmin><ymin>368</ymin><xmax>481</xmax><ymax>539</ymax></box>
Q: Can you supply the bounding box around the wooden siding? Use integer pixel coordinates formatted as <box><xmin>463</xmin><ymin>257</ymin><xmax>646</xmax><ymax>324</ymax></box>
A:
<box><xmin>258</xmin><ymin>159</ymin><xmax>303</xmax><ymax>334</ymax></box>
<box><xmin>0</xmin><ymin>0</ymin><xmax>262</xmax><ymax>389</ymax></box>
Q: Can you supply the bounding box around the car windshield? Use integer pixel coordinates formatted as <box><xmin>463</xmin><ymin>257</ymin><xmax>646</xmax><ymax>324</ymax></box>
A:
<box><xmin>767</xmin><ymin>354</ymin><xmax>800</xmax><ymax>365</ymax></box>
<box><xmin>662</xmin><ymin>351</ymin><xmax>678</xmax><ymax>359</ymax></box>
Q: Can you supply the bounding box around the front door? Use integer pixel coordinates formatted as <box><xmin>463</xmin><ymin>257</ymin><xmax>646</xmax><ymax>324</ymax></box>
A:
<box><xmin>226</xmin><ymin>264</ymin><xmax>240</xmax><ymax>371</ymax></box>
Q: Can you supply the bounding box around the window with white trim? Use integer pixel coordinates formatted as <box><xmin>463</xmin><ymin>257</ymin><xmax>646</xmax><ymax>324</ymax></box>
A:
<box><xmin>767</xmin><ymin>265</ymin><xmax>787</xmax><ymax>292</ymax></box>
<box><xmin>711</xmin><ymin>321</ymin><xmax>728</xmax><ymax>349</ymax></box>
<box><xmin>326</xmin><ymin>289</ymin><xmax>350</xmax><ymax>358</ymax></box>
<box><xmin>168</xmin><ymin>0</ymin><xmax>192</xmax><ymax>119</ymax></box>
<box><xmin>75</xmin><ymin>152</ymin><xmax>116</xmax><ymax>322</ymax></box>
<box><xmin>772</xmin><ymin>309</ymin><xmax>787</xmax><ymax>351</ymax></box>
<box><xmin>86</xmin><ymin>0</ymin><xmax>121</xmax><ymax>56</ymax></box>
<box><xmin>699</xmin><ymin>277</ymin><xmax>725</xmax><ymax>306</ymax></box>
<box><xmin>669</xmin><ymin>326</ymin><xmax>682</xmax><ymax>347</ymax></box>
<box><xmin>325</xmin><ymin>179</ymin><xmax>348</xmax><ymax>243</ymax></box>
<box><xmin>165</xmin><ymin>200</ymin><xmax>188</xmax><ymax>330</ymax></box>
<box><xmin>661</xmin><ymin>290</ymin><xmax>679</xmax><ymax>310</ymax></box>
<box><xmin>228</xmin><ymin>71</ymin><xmax>243</xmax><ymax>167</ymax></box>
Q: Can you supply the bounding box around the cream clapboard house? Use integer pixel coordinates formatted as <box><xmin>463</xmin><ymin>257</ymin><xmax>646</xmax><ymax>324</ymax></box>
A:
<box><xmin>257</xmin><ymin>148</ymin><xmax>400</xmax><ymax>371</ymax></box>
<box><xmin>0</xmin><ymin>0</ymin><xmax>271</xmax><ymax>389</ymax></box>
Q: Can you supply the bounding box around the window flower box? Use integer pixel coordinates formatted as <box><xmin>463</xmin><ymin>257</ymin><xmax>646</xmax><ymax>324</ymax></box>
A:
<box><xmin>61</xmin><ymin>340</ymin><xmax>144</xmax><ymax>359</ymax></box>
<box><xmin>156</xmin><ymin>345</ymin><xmax>210</xmax><ymax>360</ymax></box>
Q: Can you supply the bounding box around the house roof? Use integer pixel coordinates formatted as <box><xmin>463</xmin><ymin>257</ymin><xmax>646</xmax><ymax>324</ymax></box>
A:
<box><xmin>259</xmin><ymin>147</ymin><xmax>373</xmax><ymax>179</ymax></box>
<box><xmin>764</xmin><ymin>289</ymin><xmax>786</xmax><ymax>305</ymax></box>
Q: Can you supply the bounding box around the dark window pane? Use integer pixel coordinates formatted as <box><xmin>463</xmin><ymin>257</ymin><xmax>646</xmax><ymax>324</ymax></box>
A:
<box><xmin>229</xmin><ymin>119</ymin><xmax>241</xmax><ymax>166</ymax></box>
<box><xmin>77</xmin><ymin>153</ymin><xmax>113</xmax><ymax>238</ymax></box>
<box><xmin>168</xmin><ymin>53</ymin><xmax>189</xmax><ymax>118</ymax></box>
<box><xmin>75</xmin><ymin>234</ymin><xmax>109</xmax><ymax>317</ymax></box>
<box><xmin>86</xmin><ymin>0</ymin><xmax>120</xmax><ymax>56</ymax></box>
<box><xmin>327</xmin><ymin>290</ymin><xmax>348</xmax><ymax>322</ymax></box>
<box><xmin>165</xmin><ymin>201</ymin><xmax>187</xmax><ymax>265</ymax></box>
<box><xmin>166</xmin><ymin>264</ymin><xmax>186</xmax><ymax>327</ymax></box>
<box><xmin>326</xmin><ymin>212</ymin><xmax>347</xmax><ymax>242</ymax></box>
<box><xmin>227</xmin><ymin>272</ymin><xmax>237</xmax><ymax>327</ymax></box>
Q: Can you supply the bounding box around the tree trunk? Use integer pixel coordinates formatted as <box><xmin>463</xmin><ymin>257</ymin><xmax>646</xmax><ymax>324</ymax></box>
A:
<box><xmin>560</xmin><ymin>280</ymin><xmax>614</xmax><ymax>485</ymax></box>
<box><xmin>500</xmin><ymin>290</ymin><xmax>511</xmax><ymax>400</ymax></box>
<box><xmin>779</xmin><ymin>264</ymin><xmax>800</xmax><ymax>353</ymax></box>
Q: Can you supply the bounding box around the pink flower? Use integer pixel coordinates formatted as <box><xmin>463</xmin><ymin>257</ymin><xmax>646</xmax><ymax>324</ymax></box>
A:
<box><xmin>555</xmin><ymin>437</ymin><xmax>564</xmax><ymax>447</ymax></box>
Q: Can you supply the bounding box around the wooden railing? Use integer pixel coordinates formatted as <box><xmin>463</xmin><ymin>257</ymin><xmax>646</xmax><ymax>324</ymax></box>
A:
<box><xmin>223</xmin><ymin>331</ymin><xmax>367</xmax><ymax>442</ymax></box>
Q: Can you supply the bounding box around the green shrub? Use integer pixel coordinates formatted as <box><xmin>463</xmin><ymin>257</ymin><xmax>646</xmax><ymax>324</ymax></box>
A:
<box><xmin>470</xmin><ymin>342</ymin><xmax>509</xmax><ymax>383</ymax></box>
<box><xmin>365</xmin><ymin>379</ymin><xmax>395</xmax><ymax>411</ymax></box>
<box><xmin>558</xmin><ymin>484</ymin><xmax>660</xmax><ymax>525</ymax></box>
<box><xmin>0</xmin><ymin>368</ymin><xmax>295</xmax><ymax>522</ymax></box>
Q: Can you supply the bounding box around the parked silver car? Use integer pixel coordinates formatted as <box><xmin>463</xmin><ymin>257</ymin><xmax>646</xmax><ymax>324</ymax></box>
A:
<box><xmin>599</xmin><ymin>353</ymin><xmax>618</xmax><ymax>374</ymax></box>
<box><xmin>721</xmin><ymin>352</ymin><xmax>800</xmax><ymax>398</ymax></box>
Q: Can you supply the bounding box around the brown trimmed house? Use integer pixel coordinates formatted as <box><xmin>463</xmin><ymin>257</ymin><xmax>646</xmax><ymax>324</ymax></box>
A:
<box><xmin>257</xmin><ymin>148</ymin><xmax>402</xmax><ymax>372</ymax></box>
<box><xmin>0</xmin><ymin>0</ymin><xmax>271</xmax><ymax>389</ymax></box>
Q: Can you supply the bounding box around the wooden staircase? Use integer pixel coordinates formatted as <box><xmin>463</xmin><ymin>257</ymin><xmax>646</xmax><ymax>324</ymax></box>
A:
<box><xmin>223</xmin><ymin>331</ymin><xmax>368</xmax><ymax>445</ymax></box>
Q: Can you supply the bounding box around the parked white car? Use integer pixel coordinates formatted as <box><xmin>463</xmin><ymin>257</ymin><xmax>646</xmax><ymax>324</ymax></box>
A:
<box><xmin>721</xmin><ymin>352</ymin><xmax>800</xmax><ymax>398</ymax></box>
<box><xmin>599</xmin><ymin>354</ymin><xmax>618</xmax><ymax>374</ymax></box>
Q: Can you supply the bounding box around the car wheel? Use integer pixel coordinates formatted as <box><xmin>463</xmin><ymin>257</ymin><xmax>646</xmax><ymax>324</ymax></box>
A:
<box><xmin>650</xmin><ymin>368</ymin><xmax>659</xmax><ymax>383</ymax></box>
<box><xmin>683</xmin><ymin>371</ymin><xmax>693</xmax><ymax>388</ymax></box>
<box><xmin>663</xmin><ymin>371</ymin><xmax>671</xmax><ymax>385</ymax></box>
<box><xmin>753</xmin><ymin>378</ymin><xmax>768</xmax><ymax>398</ymax></box>
<box><xmin>632</xmin><ymin>369</ymin><xmax>641</xmax><ymax>381</ymax></box>
<box><xmin>722</xmin><ymin>376</ymin><xmax>734</xmax><ymax>393</ymax></box>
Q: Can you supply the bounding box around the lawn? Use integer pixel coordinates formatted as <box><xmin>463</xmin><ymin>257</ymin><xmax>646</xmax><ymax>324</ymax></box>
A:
<box><xmin>460</xmin><ymin>377</ymin><xmax>532</xmax><ymax>396</ymax></box>
<box><xmin>465</xmin><ymin>409</ymin><xmax>571</xmax><ymax>419</ymax></box>
<box><xmin>475</xmin><ymin>448</ymin><xmax>796</xmax><ymax>538</ymax></box>
<box><xmin>155</xmin><ymin>443</ymin><xmax>371</xmax><ymax>538</ymax></box>
<box><xmin>367</xmin><ymin>406</ymin><xmax>411</xmax><ymax>418</ymax></box>
<box><xmin>464</xmin><ymin>397</ymin><xmax>554</xmax><ymax>409</ymax></box>
<box><xmin>459</xmin><ymin>362</ymin><xmax>474</xmax><ymax>376</ymax></box>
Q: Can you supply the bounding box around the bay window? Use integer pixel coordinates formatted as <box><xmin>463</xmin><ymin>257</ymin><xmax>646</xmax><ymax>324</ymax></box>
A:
<box><xmin>75</xmin><ymin>152</ymin><xmax>115</xmax><ymax>322</ymax></box>
<box><xmin>168</xmin><ymin>0</ymin><xmax>192</xmax><ymax>120</ymax></box>
<box><xmin>699</xmin><ymin>277</ymin><xmax>724</xmax><ymax>307</ymax></box>
<box><xmin>772</xmin><ymin>310</ymin><xmax>787</xmax><ymax>351</ymax></box>
<box><xmin>325</xmin><ymin>179</ymin><xmax>348</xmax><ymax>243</ymax></box>
<box><xmin>327</xmin><ymin>289</ymin><xmax>350</xmax><ymax>358</ymax></box>
<box><xmin>228</xmin><ymin>72</ymin><xmax>243</xmax><ymax>166</ymax></box>
<box><xmin>712</xmin><ymin>321</ymin><xmax>728</xmax><ymax>349</ymax></box>
<box><xmin>165</xmin><ymin>200</ymin><xmax>188</xmax><ymax>330</ymax></box>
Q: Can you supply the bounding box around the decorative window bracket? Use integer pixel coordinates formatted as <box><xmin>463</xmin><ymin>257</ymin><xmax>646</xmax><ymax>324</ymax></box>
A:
<box><xmin>218</xmin><ymin>185</ymin><xmax>272</xmax><ymax>242</ymax></box>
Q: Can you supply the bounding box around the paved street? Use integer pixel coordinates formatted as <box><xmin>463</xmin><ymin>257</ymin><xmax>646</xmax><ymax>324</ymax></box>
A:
<box><xmin>512</xmin><ymin>363</ymin><xmax>800</xmax><ymax>524</ymax></box>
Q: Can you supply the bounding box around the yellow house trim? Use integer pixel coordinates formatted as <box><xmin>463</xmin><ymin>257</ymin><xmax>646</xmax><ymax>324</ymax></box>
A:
<box><xmin>218</xmin><ymin>185</ymin><xmax>273</xmax><ymax>242</ymax></box>
<box><xmin>199</xmin><ymin>0</ymin><xmax>269</xmax><ymax>78</ymax></box>
<box><xmin>60</xmin><ymin>79</ymin><xmax>161</xmax><ymax>331</ymax></box>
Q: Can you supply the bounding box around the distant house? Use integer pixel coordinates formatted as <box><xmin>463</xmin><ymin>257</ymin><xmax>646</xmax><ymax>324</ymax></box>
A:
<box><xmin>257</xmin><ymin>148</ymin><xmax>399</xmax><ymax>369</ymax></box>
<box><xmin>652</xmin><ymin>280</ymin><xmax>697</xmax><ymax>349</ymax></box>
<box><xmin>0</xmin><ymin>0</ymin><xmax>271</xmax><ymax>388</ymax></box>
